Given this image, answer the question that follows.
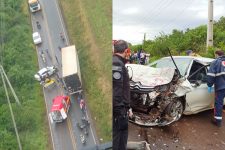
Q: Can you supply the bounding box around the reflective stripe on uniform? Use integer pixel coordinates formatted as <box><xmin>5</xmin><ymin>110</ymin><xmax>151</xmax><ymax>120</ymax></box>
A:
<box><xmin>113</xmin><ymin>65</ymin><xmax>122</xmax><ymax>71</ymax></box>
<box><xmin>207</xmin><ymin>73</ymin><xmax>216</xmax><ymax>77</ymax></box>
<box><xmin>207</xmin><ymin>72</ymin><xmax>225</xmax><ymax>77</ymax></box>
<box><xmin>214</xmin><ymin>116</ymin><xmax>222</xmax><ymax>120</ymax></box>
<box><xmin>215</xmin><ymin>72</ymin><xmax>225</xmax><ymax>77</ymax></box>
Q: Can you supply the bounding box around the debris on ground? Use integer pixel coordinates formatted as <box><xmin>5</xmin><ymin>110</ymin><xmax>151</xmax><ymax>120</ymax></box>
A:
<box><xmin>128</xmin><ymin>110</ymin><xmax>225</xmax><ymax>150</ymax></box>
<box><xmin>127</xmin><ymin>141</ymin><xmax>151</xmax><ymax>150</ymax></box>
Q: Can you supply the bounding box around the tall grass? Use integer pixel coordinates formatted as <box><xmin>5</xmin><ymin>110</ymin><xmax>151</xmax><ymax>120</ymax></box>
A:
<box><xmin>0</xmin><ymin>0</ymin><xmax>49</xmax><ymax>149</ymax></box>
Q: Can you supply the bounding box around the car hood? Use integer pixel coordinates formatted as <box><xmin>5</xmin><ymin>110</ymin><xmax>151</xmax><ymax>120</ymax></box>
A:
<box><xmin>126</xmin><ymin>64</ymin><xmax>175</xmax><ymax>88</ymax></box>
<box><xmin>126</xmin><ymin>64</ymin><xmax>193</xmax><ymax>96</ymax></box>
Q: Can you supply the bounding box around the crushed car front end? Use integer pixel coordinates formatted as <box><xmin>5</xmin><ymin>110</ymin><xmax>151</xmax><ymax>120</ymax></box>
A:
<box><xmin>126</xmin><ymin>64</ymin><xmax>192</xmax><ymax>126</ymax></box>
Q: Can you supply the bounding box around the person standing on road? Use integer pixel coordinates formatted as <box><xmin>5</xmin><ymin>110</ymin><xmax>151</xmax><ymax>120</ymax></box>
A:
<box><xmin>140</xmin><ymin>50</ymin><xmax>146</xmax><ymax>65</ymax></box>
<box><xmin>113</xmin><ymin>40</ymin><xmax>132</xmax><ymax>150</ymax></box>
<box><xmin>207</xmin><ymin>50</ymin><xmax>225</xmax><ymax>127</ymax></box>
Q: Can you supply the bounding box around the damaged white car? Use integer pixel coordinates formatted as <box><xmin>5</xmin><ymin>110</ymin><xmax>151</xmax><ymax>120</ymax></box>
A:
<box><xmin>127</xmin><ymin>56</ymin><xmax>218</xmax><ymax>126</ymax></box>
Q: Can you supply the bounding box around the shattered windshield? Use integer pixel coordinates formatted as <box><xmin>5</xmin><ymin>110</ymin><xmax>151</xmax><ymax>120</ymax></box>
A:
<box><xmin>152</xmin><ymin>58</ymin><xmax>192</xmax><ymax>76</ymax></box>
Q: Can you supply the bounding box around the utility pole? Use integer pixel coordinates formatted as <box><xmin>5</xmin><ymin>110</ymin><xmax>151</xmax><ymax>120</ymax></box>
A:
<box><xmin>206</xmin><ymin>0</ymin><xmax>213</xmax><ymax>50</ymax></box>
<box><xmin>142</xmin><ymin>33</ymin><xmax>146</xmax><ymax>50</ymax></box>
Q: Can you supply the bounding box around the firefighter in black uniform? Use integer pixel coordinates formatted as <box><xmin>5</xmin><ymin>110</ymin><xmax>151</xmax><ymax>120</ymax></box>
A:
<box><xmin>113</xmin><ymin>40</ymin><xmax>132</xmax><ymax>150</ymax></box>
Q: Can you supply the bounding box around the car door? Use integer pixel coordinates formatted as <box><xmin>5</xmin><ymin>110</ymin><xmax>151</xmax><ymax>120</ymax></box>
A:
<box><xmin>184</xmin><ymin>60</ymin><xmax>214</xmax><ymax>114</ymax></box>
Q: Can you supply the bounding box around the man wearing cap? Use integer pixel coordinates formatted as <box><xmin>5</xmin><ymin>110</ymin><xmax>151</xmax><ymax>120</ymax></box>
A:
<box><xmin>113</xmin><ymin>40</ymin><xmax>131</xmax><ymax>150</ymax></box>
<box><xmin>207</xmin><ymin>50</ymin><xmax>225</xmax><ymax>127</ymax></box>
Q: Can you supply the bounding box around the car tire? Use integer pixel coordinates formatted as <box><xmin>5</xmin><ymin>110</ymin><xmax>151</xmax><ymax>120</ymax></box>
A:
<box><xmin>165</xmin><ymin>98</ymin><xmax>184</xmax><ymax>121</ymax></box>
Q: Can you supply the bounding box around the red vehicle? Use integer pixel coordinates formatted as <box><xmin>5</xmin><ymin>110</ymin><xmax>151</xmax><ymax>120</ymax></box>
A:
<box><xmin>49</xmin><ymin>96</ymin><xmax>71</xmax><ymax>123</ymax></box>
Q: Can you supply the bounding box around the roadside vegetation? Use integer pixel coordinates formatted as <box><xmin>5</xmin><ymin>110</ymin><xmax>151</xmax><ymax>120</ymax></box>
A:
<box><xmin>60</xmin><ymin>0</ymin><xmax>112</xmax><ymax>142</ymax></box>
<box><xmin>131</xmin><ymin>17</ymin><xmax>225</xmax><ymax>61</ymax></box>
<box><xmin>0</xmin><ymin>0</ymin><xmax>48</xmax><ymax>149</ymax></box>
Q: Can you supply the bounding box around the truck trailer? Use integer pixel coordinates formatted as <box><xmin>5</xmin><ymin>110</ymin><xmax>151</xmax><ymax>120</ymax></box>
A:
<box><xmin>62</xmin><ymin>45</ymin><xmax>82</xmax><ymax>94</ymax></box>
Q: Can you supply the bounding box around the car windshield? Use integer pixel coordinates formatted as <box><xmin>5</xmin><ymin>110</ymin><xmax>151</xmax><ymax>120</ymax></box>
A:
<box><xmin>30</xmin><ymin>2</ymin><xmax>38</xmax><ymax>8</ymax></box>
<box><xmin>33</xmin><ymin>35</ymin><xmax>39</xmax><ymax>40</ymax></box>
<box><xmin>51</xmin><ymin>111</ymin><xmax>62</xmax><ymax>121</ymax></box>
<box><xmin>38</xmin><ymin>68</ymin><xmax>47</xmax><ymax>74</ymax></box>
<box><xmin>151</xmin><ymin>58</ymin><xmax>192</xmax><ymax>76</ymax></box>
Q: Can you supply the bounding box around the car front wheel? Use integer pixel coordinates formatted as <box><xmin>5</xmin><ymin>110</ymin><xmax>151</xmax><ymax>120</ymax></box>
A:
<box><xmin>165</xmin><ymin>99</ymin><xmax>184</xmax><ymax>121</ymax></box>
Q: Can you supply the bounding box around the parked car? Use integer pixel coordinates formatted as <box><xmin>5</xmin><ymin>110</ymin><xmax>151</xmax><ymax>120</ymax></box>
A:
<box><xmin>126</xmin><ymin>56</ymin><xmax>223</xmax><ymax>126</ymax></box>
<box><xmin>32</xmin><ymin>32</ymin><xmax>42</xmax><ymax>45</ymax></box>
<box><xmin>34</xmin><ymin>66</ymin><xmax>57</xmax><ymax>81</ymax></box>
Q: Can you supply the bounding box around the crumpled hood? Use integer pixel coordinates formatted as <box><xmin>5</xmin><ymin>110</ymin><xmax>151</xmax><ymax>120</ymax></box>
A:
<box><xmin>127</xmin><ymin>64</ymin><xmax>194</xmax><ymax>126</ymax></box>
<box><xmin>126</xmin><ymin>64</ymin><xmax>175</xmax><ymax>88</ymax></box>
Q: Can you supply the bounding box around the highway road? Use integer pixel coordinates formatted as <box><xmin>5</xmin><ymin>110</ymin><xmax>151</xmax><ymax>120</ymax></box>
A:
<box><xmin>30</xmin><ymin>0</ymin><xmax>98</xmax><ymax>149</ymax></box>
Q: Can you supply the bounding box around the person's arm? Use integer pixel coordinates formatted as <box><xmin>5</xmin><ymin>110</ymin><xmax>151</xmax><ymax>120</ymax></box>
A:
<box><xmin>207</xmin><ymin>60</ymin><xmax>217</xmax><ymax>87</ymax></box>
<box><xmin>123</xmin><ymin>66</ymin><xmax>131</xmax><ymax>110</ymax></box>
<box><xmin>113</xmin><ymin>64</ymin><xmax>124</xmax><ymax>105</ymax></box>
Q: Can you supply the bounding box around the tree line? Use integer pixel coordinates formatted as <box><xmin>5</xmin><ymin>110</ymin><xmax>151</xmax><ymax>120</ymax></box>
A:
<box><xmin>131</xmin><ymin>16</ymin><xmax>225</xmax><ymax>61</ymax></box>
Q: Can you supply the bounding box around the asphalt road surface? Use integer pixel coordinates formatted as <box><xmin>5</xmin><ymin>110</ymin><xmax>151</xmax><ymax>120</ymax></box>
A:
<box><xmin>128</xmin><ymin>109</ymin><xmax>225</xmax><ymax>150</ymax></box>
<box><xmin>30</xmin><ymin>0</ymin><xmax>97</xmax><ymax>149</ymax></box>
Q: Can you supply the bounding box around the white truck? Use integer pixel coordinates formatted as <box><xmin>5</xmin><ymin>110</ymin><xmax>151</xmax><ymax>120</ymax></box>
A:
<box><xmin>62</xmin><ymin>45</ymin><xmax>82</xmax><ymax>94</ymax></box>
<box><xmin>28</xmin><ymin>0</ymin><xmax>41</xmax><ymax>13</ymax></box>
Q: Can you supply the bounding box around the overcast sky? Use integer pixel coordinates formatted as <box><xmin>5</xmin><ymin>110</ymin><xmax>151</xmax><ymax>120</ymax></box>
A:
<box><xmin>113</xmin><ymin>0</ymin><xmax>225</xmax><ymax>45</ymax></box>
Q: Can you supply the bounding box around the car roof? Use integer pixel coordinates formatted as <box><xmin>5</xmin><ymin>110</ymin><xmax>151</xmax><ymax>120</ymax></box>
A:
<box><xmin>162</xmin><ymin>56</ymin><xmax>214</xmax><ymax>63</ymax></box>
<box><xmin>38</xmin><ymin>68</ymin><xmax>47</xmax><ymax>74</ymax></box>
<box><xmin>51</xmin><ymin>96</ymin><xmax>67</xmax><ymax>111</ymax></box>
<box><xmin>29</xmin><ymin>0</ymin><xmax>38</xmax><ymax>3</ymax></box>
<box><xmin>33</xmin><ymin>32</ymin><xmax>39</xmax><ymax>36</ymax></box>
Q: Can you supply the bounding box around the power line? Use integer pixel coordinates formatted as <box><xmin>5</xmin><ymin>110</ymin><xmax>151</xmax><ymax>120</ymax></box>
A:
<box><xmin>159</xmin><ymin>0</ymin><xmax>195</xmax><ymax>33</ymax></box>
<box><xmin>142</xmin><ymin>0</ymin><xmax>176</xmax><ymax>25</ymax></box>
<box><xmin>115</xmin><ymin>0</ymin><xmax>184</xmax><ymax>42</ymax></box>
<box><xmin>0</xmin><ymin>65</ymin><xmax>21</xmax><ymax>105</ymax></box>
<box><xmin>141</xmin><ymin>0</ymin><xmax>166</xmax><ymax>20</ymax></box>
<box><xmin>130</xmin><ymin>0</ymin><xmax>178</xmax><ymax>35</ymax></box>
<box><xmin>142</xmin><ymin>0</ymin><xmax>200</xmax><ymax>41</ymax></box>
<box><xmin>0</xmin><ymin>67</ymin><xmax>22</xmax><ymax>150</ymax></box>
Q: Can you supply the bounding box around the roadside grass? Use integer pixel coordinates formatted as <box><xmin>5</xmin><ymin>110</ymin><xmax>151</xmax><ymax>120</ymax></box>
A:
<box><xmin>0</xmin><ymin>0</ymin><xmax>49</xmax><ymax>149</ymax></box>
<box><xmin>60</xmin><ymin>0</ymin><xmax>112</xmax><ymax>142</ymax></box>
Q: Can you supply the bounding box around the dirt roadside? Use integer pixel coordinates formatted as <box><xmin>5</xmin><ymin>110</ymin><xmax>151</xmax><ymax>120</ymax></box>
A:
<box><xmin>128</xmin><ymin>110</ymin><xmax>225</xmax><ymax>150</ymax></box>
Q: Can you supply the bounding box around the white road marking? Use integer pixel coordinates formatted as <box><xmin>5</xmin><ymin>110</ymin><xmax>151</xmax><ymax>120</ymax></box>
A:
<box><xmin>53</xmin><ymin>0</ymin><xmax>69</xmax><ymax>45</ymax></box>
<box><xmin>30</xmin><ymin>12</ymin><xmax>56</xmax><ymax>150</ymax></box>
